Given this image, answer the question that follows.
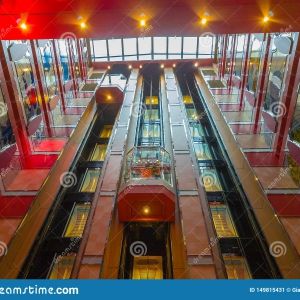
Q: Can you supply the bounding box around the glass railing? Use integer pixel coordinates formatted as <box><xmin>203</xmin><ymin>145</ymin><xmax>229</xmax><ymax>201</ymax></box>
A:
<box><xmin>121</xmin><ymin>146</ymin><xmax>172</xmax><ymax>186</ymax></box>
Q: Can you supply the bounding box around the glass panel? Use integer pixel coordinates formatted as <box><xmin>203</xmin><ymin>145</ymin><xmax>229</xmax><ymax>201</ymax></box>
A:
<box><xmin>183</xmin><ymin>95</ymin><xmax>193</xmax><ymax>104</ymax></box>
<box><xmin>190</xmin><ymin>124</ymin><xmax>204</xmax><ymax>137</ymax></box>
<box><xmin>123</xmin><ymin>38</ymin><xmax>137</xmax><ymax>55</ymax></box>
<box><xmin>154</xmin><ymin>37</ymin><xmax>167</xmax><ymax>53</ymax></box>
<box><xmin>198</xmin><ymin>36</ymin><xmax>213</xmax><ymax>54</ymax></box>
<box><xmin>183</xmin><ymin>37</ymin><xmax>197</xmax><ymax>54</ymax></box>
<box><xmin>144</xmin><ymin>109</ymin><xmax>159</xmax><ymax>120</ymax></box>
<box><xmin>80</xmin><ymin>170</ymin><xmax>101</xmax><ymax>192</ymax></box>
<box><xmin>154</xmin><ymin>54</ymin><xmax>167</xmax><ymax>60</ymax></box>
<box><xmin>90</xmin><ymin>144</ymin><xmax>107</xmax><ymax>161</ymax></box>
<box><xmin>234</xmin><ymin>35</ymin><xmax>246</xmax><ymax>78</ymax></box>
<box><xmin>0</xmin><ymin>86</ymin><xmax>14</xmax><ymax>150</ymax></box>
<box><xmin>93</xmin><ymin>40</ymin><xmax>107</xmax><ymax>57</ymax></box>
<box><xmin>200</xmin><ymin>168</ymin><xmax>222</xmax><ymax>191</ymax></box>
<box><xmin>64</xmin><ymin>203</ymin><xmax>91</xmax><ymax>237</ymax></box>
<box><xmin>108</xmin><ymin>39</ymin><xmax>122</xmax><ymax>56</ymax></box>
<box><xmin>39</xmin><ymin>42</ymin><xmax>58</xmax><ymax>97</ymax></box>
<box><xmin>58</xmin><ymin>40</ymin><xmax>71</xmax><ymax>82</ymax></box>
<box><xmin>109</xmin><ymin>56</ymin><xmax>122</xmax><ymax>62</ymax></box>
<box><xmin>183</xmin><ymin>54</ymin><xmax>196</xmax><ymax>59</ymax></box>
<box><xmin>124</xmin><ymin>55</ymin><xmax>138</xmax><ymax>61</ymax></box>
<box><xmin>139</xmin><ymin>55</ymin><xmax>152</xmax><ymax>60</ymax></box>
<box><xmin>142</xmin><ymin>124</ymin><xmax>160</xmax><ymax>137</ymax></box>
<box><xmin>168</xmin><ymin>54</ymin><xmax>181</xmax><ymax>59</ymax></box>
<box><xmin>223</xmin><ymin>255</ymin><xmax>251</xmax><ymax>279</ymax></box>
<box><xmin>100</xmin><ymin>125</ymin><xmax>113</xmax><ymax>138</ymax></box>
<box><xmin>247</xmin><ymin>36</ymin><xmax>262</xmax><ymax>94</ymax></box>
<box><xmin>210</xmin><ymin>204</ymin><xmax>237</xmax><ymax>237</ymax></box>
<box><xmin>48</xmin><ymin>255</ymin><xmax>76</xmax><ymax>279</ymax></box>
<box><xmin>186</xmin><ymin>108</ymin><xmax>198</xmax><ymax>119</ymax></box>
<box><xmin>263</xmin><ymin>39</ymin><xmax>288</xmax><ymax>121</ymax></box>
<box><xmin>194</xmin><ymin>143</ymin><xmax>211</xmax><ymax>159</ymax></box>
<box><xmin>138</xmin><ymin>37</ymin><xmax>151</xmax><ymax>55</ymax></box>
<box><xmin>168</xmin><ymin>37</ymin><xmax>182</xmax><ymax>53</ymax></box>
<box><xmin>122</xmin><ymin>146</ymin><xmax>172</xmax><ymax>185</ymax></box>
<box><xmin>145</xmin><ymin>96</ymin><xmax>159</xmax><ymax>105</ymax></box>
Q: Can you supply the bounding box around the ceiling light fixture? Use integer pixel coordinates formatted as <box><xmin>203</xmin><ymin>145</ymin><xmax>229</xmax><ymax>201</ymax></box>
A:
<box><xmin>20</xmin><ymin>23</ymin><xmax>27</xmax><ymax>29</ymax></box>
<box><xmin>80</xmin><ymin>22</ymin><xmax>86</xmax><ymax>28</ymax></box>
<box><xmin>142</xmin><ymin>205</ymin><xmax>151</xmax><ymax>214</ymax></box>
<box><xmin>140</xmin><ymin>20</ymin><xmax>146</xmax><ymax>26</ymax></box>
<box><xmin>201</xmin><ymin>18</ymin><xmax>207</xmax><ymax>24</ymax></box>
<box><xmin>263</xmin><ymin>16</ymin><xmax>269</xmax><ymax>22</ymax></box>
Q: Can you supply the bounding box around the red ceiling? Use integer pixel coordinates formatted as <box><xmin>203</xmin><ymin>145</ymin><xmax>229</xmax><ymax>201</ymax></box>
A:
<box><xmin>1</xmin><ymin>0</ymin><xmax>300</xmax><ymax>39</ymax></box>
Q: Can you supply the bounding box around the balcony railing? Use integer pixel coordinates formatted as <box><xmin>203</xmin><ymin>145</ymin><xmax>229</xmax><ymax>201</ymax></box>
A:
<box><xmin>121</xmin><ymin>146</ymin><xmax>172</xmax><ymax>186</ymax></box>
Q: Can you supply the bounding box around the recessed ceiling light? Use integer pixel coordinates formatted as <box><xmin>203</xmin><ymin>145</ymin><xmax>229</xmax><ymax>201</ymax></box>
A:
<box><xmin>263</xmin><ymin>16</ymin><xmax>269</xmax><ymax>22</ymax></box>
<box><xmin>140</xmin><ymin>20</ymin><xmax>146</xmax><ymax>26</ymax></box>
<box><xmin>20</xmin><ymin>23</ymin><xmax>27</xmax><ymax>29</ymax></box>
<box><xmin>80</xmin><ymin>22</ymin><xmax>86</xmax><ymax>28</ymax></box>
<box><xmin>201</xmin><ymin>18</ymin><xmax>207</xmax><ymax>24</ymax></box>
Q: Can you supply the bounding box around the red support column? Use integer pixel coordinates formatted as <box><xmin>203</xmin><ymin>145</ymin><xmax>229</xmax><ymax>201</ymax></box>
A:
<box><xmin>220</xmin><ymin>34</ymin><xmax>228</xmax><ymax>78</ymax></box>
<box><xmin>67</xmin><ymin>39</ymin><xmax>78</xmax><ymax>98</ymax></box>
<box><xmin>253</xmin><ymin>34</ymin><xmax>272</xmax><ymax>133</ymax></box>
<box><xmin>52</xmin><ymin>40</ymin><xmax>67</xmax><ymax>114</ymax></box>
<box><xmin>228</xmin><ymin>34</ymin><xmax>237</xmax><ymax>92</ymax></box>
<box><xmin>239</xmin><ymin>34</ymin><xmax>252</xmax><ymax>111</ymax></box>
<box><xmin>29</xmin><ymin>40</ymin><xmax>52</xmax><ymax>137</ymax></box>
<box><xmin>275</xmin><ymin>35</ymin><xmax>300</xmax><ymax>159</ymax></box>
<box><xmin>76</xmin><ymin>39</ymin><xmax>86</xmax><ymax>80</ymax></box>
<box><xmin>0</xmin><ymin>42</ymin><xmax>31</xmax><ymax>162</ymax></box>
